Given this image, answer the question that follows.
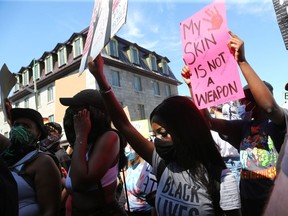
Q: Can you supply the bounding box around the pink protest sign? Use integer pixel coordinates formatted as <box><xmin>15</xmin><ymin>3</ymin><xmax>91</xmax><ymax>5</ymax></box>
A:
<box><xmin>180</xmin><ymin>0</ymin><xmax>244</xmax><ymax>109</ymax></box>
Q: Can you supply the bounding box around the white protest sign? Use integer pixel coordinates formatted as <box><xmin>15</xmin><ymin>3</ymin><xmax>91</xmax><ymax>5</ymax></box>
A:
<box><xmin>0</xmin><ymin>64</ymin><xmax>17</xmax><ymax>120</ymax></box>
<box><xmin>136</xmin><ymin>161</ymin><xmax>158</xmax><ymax>194</ymax></box>
<box><xmin>79</xmin><ymin>0</ymin><xmax>128</xmax><ymax>74</ymax></box>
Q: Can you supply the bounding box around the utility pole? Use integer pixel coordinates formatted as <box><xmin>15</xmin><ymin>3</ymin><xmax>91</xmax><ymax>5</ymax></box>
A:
<box><xmin>33</xmin><ymin>59</ymin><xmax>38</xmax><ymax>110</ymax></box>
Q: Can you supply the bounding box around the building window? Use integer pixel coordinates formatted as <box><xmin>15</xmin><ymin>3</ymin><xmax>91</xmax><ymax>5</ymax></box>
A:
<box><xmin>153</xmin><ymin>81</ymin><xmax>160</xmax><ymax>96</ymax></box>
<box><xmin>24</xmin><ymin>98</ymin><xmax>29</xmax><ymax>108</ymax></box>
<box><xmin>47</xmin><ymin>86</ymin><xmax>54</xmax><ymax>102</ymax></box>
<box><xmin>130</xmin><ymin>47</ymin><xmax>139</xmax><ymax>65</ymax></box>
<box><xmin>48</xmin><ymin>115</ymin><xmax>54</xmax><ymax>122</ymax></box>
<box><xmin>111</xmin><ymin>70</ymin><xmax>120</xmax><ymax>87</ymax></box>
<box><xmin>73</xmin><ymin>37</ymin><xmax>83</xmax><ymax>58</ymax></box>
<box><xmin>33</xmin><ymin>62</ymin><xmax>40</xmax><ymax>80</ymax></box>
<box><xmin>45</xmin><ymin>55</ymin><xmax>53</xmax><ymax>74</ymax></box>
<box><xmin>36</xmin><ymin>92</ymin><xmax>41</xmax><ymax>108</ymax></box>
<box><xmin>22</xmin><ymin>70</ymin><xmax>29</xmax><ymax>86</ymax></box>
<box><xmin>137</xmin><ymin>104</ymin><xmax>145</xmax><ymax>120</ymax></box>
<box><xmin>134</xmin><ymin>76</ymin><xmax>142</xmax><ymax>91</ymax></box>
<box><xmin>15</xmin><ymin>102</ymin><xmax>19</xmax><ymax>108</ymax></box>
<box><xmin>161</xmin><ymin>60</ymin><xmax>169</xmax><ymax>75</ymax></box>
<box><xmin>109</xmin><ymin>39</ymin><xmax>118</xmax><ymax>57</ymax></box>
<box><xmin>165</xmin><ymin>85</ymin><xmax>171</xmax><ymax>97</ymax></box>
<box><xmin>58</xmin><ymin>47</ymin><xmax>67</xmax><ymax>67</ymax></box>
<box><xmin>14</xmin><ymin>76</ymin><xmax>20</xmax><ymax>91</ymax></box>
<box><xmin>149</xmin><ymin>55</ymin><xmax>157</xmax><ymax>71</ymax></box>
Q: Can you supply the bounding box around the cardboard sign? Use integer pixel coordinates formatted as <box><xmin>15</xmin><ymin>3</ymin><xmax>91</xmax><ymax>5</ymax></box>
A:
<box><xmin>79</xmin><ymin>0</ymin><xmax>128</xmax><ymax>74</ymax></box>
<box><xmin>180</xmin><ymin>0</ymin><xmax>244</xmax><ymax>109</ymax></box>
<box><xmin>131</xmin><ymin>119</ymin><xmax>150</xmax><ymax>139</ymax></box>
<box><xmin>136</xmin><ymin>161</ymin><xmax>157</xmax><ymax>194</ymax></box>
<box><xmin>0</xmin><ymin>64</ymin><xmax>17</xmax><ymax>121</ymax></box>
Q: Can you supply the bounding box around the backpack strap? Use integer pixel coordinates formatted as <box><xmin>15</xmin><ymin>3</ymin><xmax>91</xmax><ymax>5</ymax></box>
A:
<box><xmin>10</xmin><ymin>150</ymin><xmax>61</xmax><ymax>189</ymax></box>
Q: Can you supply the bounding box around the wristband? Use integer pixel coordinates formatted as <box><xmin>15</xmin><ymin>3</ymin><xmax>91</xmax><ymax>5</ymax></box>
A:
<box><xmin>100</xmin><ymin>87</ymin><xmax>112</xmax><ymax>95</ymax></box>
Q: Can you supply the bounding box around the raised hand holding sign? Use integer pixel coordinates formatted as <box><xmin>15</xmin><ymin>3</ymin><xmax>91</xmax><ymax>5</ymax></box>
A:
<box><xmin>180</xmin><ymin>0</ymin><xmax>244</xmax><ymax>109</ymax></box>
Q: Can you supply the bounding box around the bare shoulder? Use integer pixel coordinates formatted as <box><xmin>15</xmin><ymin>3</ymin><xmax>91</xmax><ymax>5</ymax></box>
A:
<box><xmin>93</xmin><ymin>130</ymin><xmax>121</xmax><ymax>154</ymax></box>
<box><xmin>100</xmin><ymin>130</ymin><xmax>121</xmax><ymax>144</ymax></box>
<box><xmin>26</xmin><ymin>153</ymin><xmax>59</xmax><ymax>173</ymax></box>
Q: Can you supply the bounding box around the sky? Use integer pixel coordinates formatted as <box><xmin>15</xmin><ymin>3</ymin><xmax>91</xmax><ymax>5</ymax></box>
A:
<box><xmin>1</xmin><ymin>0</ymin><xmax>288</xmax><ymax>105</ymax></box>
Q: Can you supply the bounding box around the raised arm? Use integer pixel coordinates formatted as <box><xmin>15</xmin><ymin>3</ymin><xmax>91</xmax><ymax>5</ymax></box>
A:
<box><xmin>227</xmin><ymin>31</ymin><xmax>285</xmax><ymax>126</ymax></box>
<box><xmin>180</xmin><ymin>65</ymin><xmax>232</xmax><ymax>135</ymax></box>
<box><xmin>87</xmin><ymin>55</ymin><xmax>154</xmax><ymax>165</ymax></box>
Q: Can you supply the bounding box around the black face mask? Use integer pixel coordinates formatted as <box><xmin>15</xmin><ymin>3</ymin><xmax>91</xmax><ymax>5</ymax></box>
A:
<box><xmin>154</xmin><ymin>137</ymin><xmax>175</xmax><ymax>163</ymax></box>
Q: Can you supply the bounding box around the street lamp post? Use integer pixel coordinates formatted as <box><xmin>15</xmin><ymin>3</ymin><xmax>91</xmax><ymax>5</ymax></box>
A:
<box><xmin>33</xmin><ymin>59</ymin><xmax>38</xmax><ymax>111</ymax></box>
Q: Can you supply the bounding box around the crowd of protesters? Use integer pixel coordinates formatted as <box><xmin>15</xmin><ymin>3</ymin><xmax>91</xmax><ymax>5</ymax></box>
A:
<box><xmin>1</xmin><ymin>30</ymin><xmax>288</xmax><ymax>216</ymax></box>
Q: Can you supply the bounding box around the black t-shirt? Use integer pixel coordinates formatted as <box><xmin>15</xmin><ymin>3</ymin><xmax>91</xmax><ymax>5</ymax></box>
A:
<box><xmin>54</xmin><ymin>148</ymin><xmax>71</xmax><ymax>171</ymax></box>
<box><xmin>220</xmin><ymin>119</ymin><xmax>285</xmax><ymax>200</ymax></box>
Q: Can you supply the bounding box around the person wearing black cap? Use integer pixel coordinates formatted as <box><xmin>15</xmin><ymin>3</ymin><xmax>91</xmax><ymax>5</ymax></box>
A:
<box><xmin>40</xmin><ymin>122</ymin><xmax>71</xmax><ymax>172</ymax></box>
<box><xmin>182</xmin><ymin>31</ymin><xmax>287</xmax><ymax>216</ymax></box>
<box><xmin>1</xmin><ymin>107</ymin><xmax>62</xmax><ymax>216</ymax></box>
<box><xmin>40</xmin><ymin>122</ymin><xmax>71</xmax><ymax>216</ymax></box>
<box><xmin>60</xmin><ymin>89</ymin><xmax>127</xmax><ymax>215</ymax></box>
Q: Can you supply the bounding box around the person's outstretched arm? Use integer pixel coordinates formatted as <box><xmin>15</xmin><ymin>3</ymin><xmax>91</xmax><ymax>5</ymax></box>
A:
<box><xmin>88</xmin><ymin>55</ymin><xmax>154</xmax><ymax>165</ymax></box>
<box><xmin>227</xmin><ymin>31</ymin><xmax>285</xmax><ymax>126</ymax></box>
<box><xmin>180</xmin><ymin>65</ymin><xmax>236</xmax><ymax>141</ymax></box>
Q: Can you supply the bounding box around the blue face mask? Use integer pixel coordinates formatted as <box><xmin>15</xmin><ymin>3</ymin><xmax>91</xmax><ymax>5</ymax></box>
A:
<box><xmin>127</xmin><ymin>152</ymin><xmax>136</xmax><ymax>161</ymax></box>
<box><xmin>125</xmin><ymin>146</ymin><xmax>136</xmax><ymax>161</ymax></box>
<box><xmin>238</xmin><ymin>104</ymin><xmax>255</xmax><ymax>120</ymax></box>
<box><xmin>238</xmin><ymin>105</ymin><xmax>246</xmax><ymax>119</ymax></box>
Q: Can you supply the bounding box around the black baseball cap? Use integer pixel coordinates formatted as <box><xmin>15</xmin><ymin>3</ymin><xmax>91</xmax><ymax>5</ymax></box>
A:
<box><xmin>45</xmin><ymin>122</ymin><xmax>62</xmax><ymax>135</ymax></box>
<box><xmin>59</xmin><ymin>89</ymin><xmax>106</xmax><ymax>110</ymax></box>
<box><xmin>243</xmin><ymin>81</ymin><xmax>273</xmax><ymax>102</ymax></box>
<box><xmin>10</xmin><ymin>108</ymin><xmax>47</xmax><ymax>140</ymax></box>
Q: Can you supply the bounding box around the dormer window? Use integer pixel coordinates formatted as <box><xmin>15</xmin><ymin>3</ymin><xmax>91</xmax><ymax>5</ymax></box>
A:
<box><xmin>45</xmin><ymin>55</ymin><xmax>53</xmax><ymax>74</ymax></box>
<box><xmin>73</xmin><ymin>37</ymin><xmax>83</xmax><ymax>58</ymax></box>
<box><xmin>108</xmin><ymin>39</ymin><xmax>118</xmax><ymax>57</ymax></box>
<box><xmin>129</xmin><ymin>46</ymin><xmax>139</xmax><ymax>65</ymax></box>
<box><xmin>22</xmin><ymin>69</ymin><xmax>30</xmax><ymax>86</ymax></box>
<box><xmin>149</xmin><ymin>54</ymin><xmax>157</xmax><ymax>71</ymax></box>
<box><xmin>14</xmin><ymin>76</ymin><xmax>20</xmax><ymax>92</ymax></box>
<box><xmin>58</xmin><ymin>46</ymin><xmax>67</xmax><ymax>67</ymax></box>
<box><xmin>33</xmin><ymin>61</ymin><xmax>40</xmax><ymax>80</ymax></box>
<box><xmin>161</xmin><ymin>60</ymin><xmax>169</xmax><ymax>75</ymax></box>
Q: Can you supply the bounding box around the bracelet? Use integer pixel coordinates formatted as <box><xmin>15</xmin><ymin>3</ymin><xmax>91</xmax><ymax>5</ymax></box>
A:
<box><xmin>100</xmin><ymin>86</ymin><xmax>112</xmax><ymax>95</ymax></box>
